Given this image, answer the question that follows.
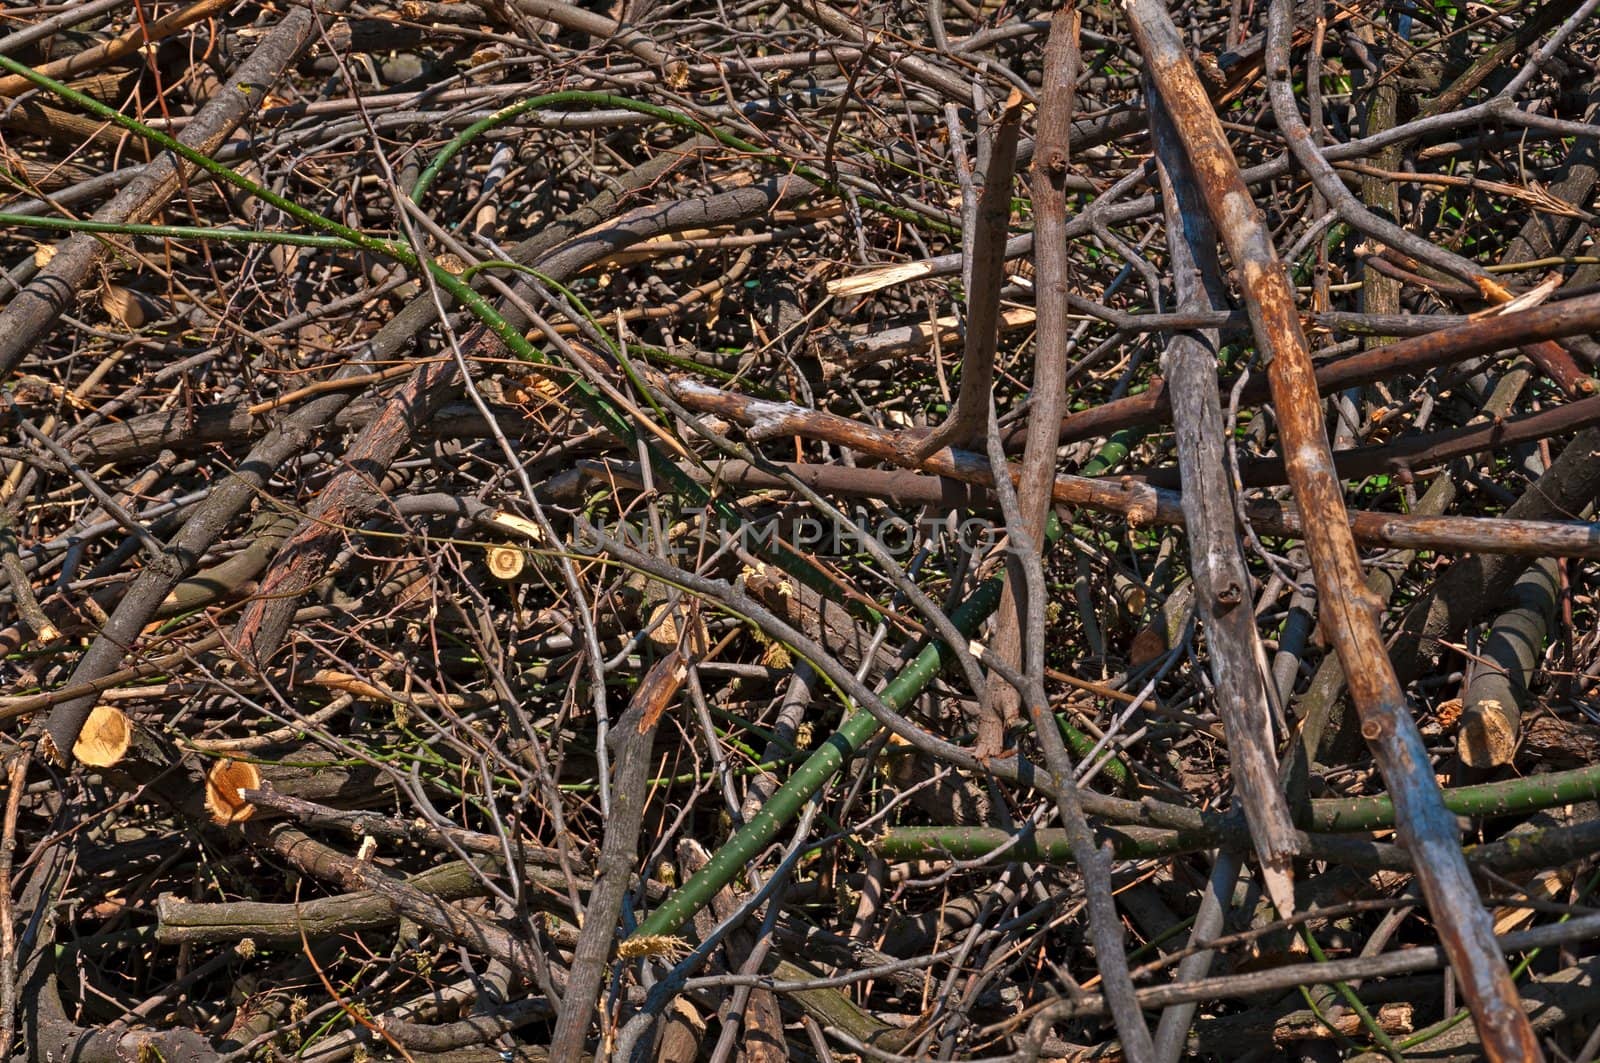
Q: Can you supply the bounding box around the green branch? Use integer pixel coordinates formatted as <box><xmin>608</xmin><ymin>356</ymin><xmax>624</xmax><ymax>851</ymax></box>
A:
<box><xmin>0</xmin><ymin>213</ymin><xmax>354</xmax><ymax>249</ymax></box>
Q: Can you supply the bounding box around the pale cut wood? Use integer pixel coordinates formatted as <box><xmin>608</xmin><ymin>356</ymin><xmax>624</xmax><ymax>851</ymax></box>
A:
<box><xmin>1459</xmin><ymin>557</ymin><xmax>1561</xmax><ymax>768</ymax></box>
<box><xmin>484</xmin><ymin>542</ymin><xmax>527</xmax><ymax>581</ymax></box>
<box><xmin>205</xmin><ymin>759</ymin><xmax>263</xmax><ymax>825</ymax></box>
<box><xmin>71</xmin><ymin>705</ymin><xmax>131</xmax><ymax>768</ymax></box>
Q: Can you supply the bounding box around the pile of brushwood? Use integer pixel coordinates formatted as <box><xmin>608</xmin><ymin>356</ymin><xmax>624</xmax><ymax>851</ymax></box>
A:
<box><xmin>3</xmin><ymin>0</ymin><xmax>1600</xmax><ymax>1059</ymax></box>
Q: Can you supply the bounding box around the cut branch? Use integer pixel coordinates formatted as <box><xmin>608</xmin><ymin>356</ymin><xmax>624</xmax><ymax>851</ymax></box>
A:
<box><xmin>1122</xmin><ymin>0</ymin><xmax>1542</xmax><ymax>1056</ymax></box>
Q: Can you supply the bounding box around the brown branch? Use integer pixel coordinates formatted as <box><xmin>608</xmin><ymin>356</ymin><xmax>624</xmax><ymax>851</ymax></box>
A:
<box><xmin>548</xmin><ymin>650</ymin><xmax>684</xmax><ymax>1059</ymax></box>
<box><xmin>668</xmin><ymin>378</ymin><xmax>1600</xmax><ymax>560</ymax></box>
<box><xmin>982</xmin><ymin>11</ymin><xmax>1081</xmax><ymax>754</ymax></box>
<box><xmin>904</xmin><ymin>89</ymin><xmax>1027</xmax><ymax>462</ymax></box>
<box><xmin>1124</xmin><ymin>0</ymin><xmax>1541</xmax><ymax>1056</ymax></box>
<box><xmin>1213</xmin><ymin>389</ymin><xmax>1600</xmax><ymax>487</ymax></box>
<box><xmin>1003</xmin><ymin>289</ymin><xmax>1600</xmax><ymax>453</ymax></box>
<box><xmin>0</xmin><ymin>0</ymin><xmax>233</xmax><ymax>98</ymax></box>
<box><xmin>1150</xmin><ymin>84</ymin><xmax>1297</xmax><ymax>915</ymax></box>
<box><xmin>0</xmin><ymin>753</ymin><xmax>27</xmax><ymax>1059</ymax></box>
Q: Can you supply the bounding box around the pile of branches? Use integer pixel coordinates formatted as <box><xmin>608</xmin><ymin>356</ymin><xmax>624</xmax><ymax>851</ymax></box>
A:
<box><xmin>2</xmin><ymin>0</ymin><xmax>1599</xmax><ymax>1058</ymax></box>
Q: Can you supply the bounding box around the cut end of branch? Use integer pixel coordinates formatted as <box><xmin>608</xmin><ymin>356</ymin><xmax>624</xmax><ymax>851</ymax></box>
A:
<box><xmin>205</xmin><ymin>759</ymin><xmax>263</xmax><ymax>825</ymax></box>
<box><xmin>1458</xmin><ymin>699</ymin><xmax>1519</xmax><ymax>768</ymax></box>
<box><xmin>36</xmin><ymin>732</ymin><xmax>65</xmax><ymax>768</ymax></box>
<box><xmin>826</xmin><ymin>260</ymin><xmax>934</xmax><ymax>297</ymax></box>
<box><xmin>73</xmin><ymin>705</ymin><xmax>132</xmax><ymax>768</ymax></box>
<box><xmin>484</xmin><ymin>542</ymin><xmax>527</xmax><ymax>581</ymax></box>
<box><xmin>646</xmin><ymin>601</ymin><xmax>708</xmax><ymax>653</ymax></box>
<box><xmin>1260</xmin><ymin>856</ymin><xmax>1297</xmax><ymax>919</ymax></box>
<box><xmin>101</xmin><ymin>284</ymin><xmax>166</xmax><ymax>329</ymax></box>
<box><xmin>634</xmin><ymin>648</ymin><xmax>688</xmax><ymax>734</ymax></box>
<box><xmin>1474</xmin><ymin>274</ymin><xmax>1516</xmax><ymax>304</ymax></box>
<box><xmin>616</xmin><ymin>934</ymin><xmax>689</xmax><ymax>961</ymax></box>
<box><xmin>488</xmin><ymin>510</ymin><xmax>545</xmax><ymax>542</ymax></box>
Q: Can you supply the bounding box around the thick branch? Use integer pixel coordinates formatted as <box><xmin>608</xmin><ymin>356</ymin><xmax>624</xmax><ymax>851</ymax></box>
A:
<box><xmin>1123</xmin><ymin>0</ymin><xmax>1541</xmax><ymax>1056</ymax></box>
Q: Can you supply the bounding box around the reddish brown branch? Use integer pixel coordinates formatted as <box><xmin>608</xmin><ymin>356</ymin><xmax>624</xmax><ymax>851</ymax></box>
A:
<box><xmin>1003</xmin><ymin>290</ymin><xmax>1600</xmax><ymax>453</ymax></box>
<box><xmin>1125</xmin><ymin>0</ymin><xmax>1540</xmax><ymax>1055</ymax></box>
<box><xmin>669</xmin><ymin>379</ymin><xmax>1600</xmax><ymax>560</ymax></box>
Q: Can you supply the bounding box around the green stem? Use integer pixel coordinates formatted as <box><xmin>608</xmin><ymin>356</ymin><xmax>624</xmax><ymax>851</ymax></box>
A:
<box><xmin>874</xmin><ymin>759</ymin><xmax>1600</xmax><ymax>863</ymax></box>
<box><xmin>0</xmin><ymin>54</ymin><xmax>383</xmax><ymax>252</ymax></box>
<box><xmin>873</xmin><ymin>824</ymin><xmax>1215</xmax><ymax>864</ymax></box>
<box><xmin>1057</xmin><ymin>711</ymin><xmax>1130</xmax><ymax>789</ymax></box>
<box><xmin>1299</xmin><ymin>927</ymin><xmax>1403</xmax><ymax>1059</ymax></box>
<box><xmin>0</xmin><ymin>213</ymin><xmax>354</xmax><ymax>249</ymax></box>
<box><xmin>1078</xmin><ymin>427</ymin><xmax>1140</xmax><ymax>477</ymax></box>
<box><xmin>629</xmin><ymin>515</ymin><xmax>1064</xmax><ymax>941</ymax></box>
<box><xmin>1320</xmin><ymin>764</ymin><xmax>1600</xmax><ymax>831</ymax></box>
